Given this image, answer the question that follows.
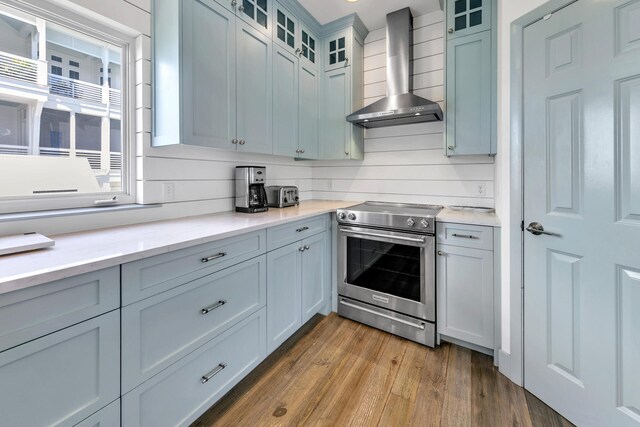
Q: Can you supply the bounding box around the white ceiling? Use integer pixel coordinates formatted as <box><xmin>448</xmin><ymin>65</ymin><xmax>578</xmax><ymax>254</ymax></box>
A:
<box><xmin>298</xmin><ymin>0</ymin><xmax>442</xmax><ymax>31</ymax></box>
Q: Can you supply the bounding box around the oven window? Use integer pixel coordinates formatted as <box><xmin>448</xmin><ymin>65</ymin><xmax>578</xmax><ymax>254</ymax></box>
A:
<box><xmin>346</xmin><ymin>236</ymin><xmax>421</xmax><ymax>302</ymax></box>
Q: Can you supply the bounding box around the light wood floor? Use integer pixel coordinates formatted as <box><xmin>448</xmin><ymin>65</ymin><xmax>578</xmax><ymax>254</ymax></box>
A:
<box><xmin>192</xmin><ymin>313</ymin><xmax>573</xmax><ymax>427</ymax></box>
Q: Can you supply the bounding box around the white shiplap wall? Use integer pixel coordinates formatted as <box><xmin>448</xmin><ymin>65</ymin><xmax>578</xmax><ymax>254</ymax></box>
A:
<box><xmin>311</xmin><ymin>10</ymin><xmax>495</xmax><ymax>208</ymax></box>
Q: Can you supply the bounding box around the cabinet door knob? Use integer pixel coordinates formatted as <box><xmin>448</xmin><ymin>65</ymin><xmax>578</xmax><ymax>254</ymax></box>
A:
<box><xmin>232</xmin><ymin>139</ymin><xmax>238</xmax><ymax>145</ymax></box>
<box><xmin>448</xmin><ymin>145</ymin><xmax>454</xmax><ymax>150</ymax></box>
<box><xmin>295</xmin><ymin>48</ymin><xmax>301</xmax><ymax>55</ymax></box>
<box><xmin>345</xmin><ymin>151</ymin><xmax>349</xmax><ymax>156</ymax></box>
<box><xmin>300</xmin><ymin>149</ymin><xmax>305</xmax><ymax>154</ymax></box>
<box><xmin>231</xmin><ymin>0</ymin><xmax>237</xmax><ymax>7</ymax></box>
<box><xmin>438</xmin><ymin>251</ymin><xmax>444</xmax><ymax>256</ymax></box>
<box><xmin>238</xmin><ymin>4</ymin><xmax>244</xmax><ymax>12</ymax></box>
<box><xmin>239</xmin><ymin>140</ymin><xmax>246</xmax><ymax>145</ymax></box>
<box><xmin>448</xmin><ymin>28</ymin><xmax>454</xmax><ymax>34</ymax></box>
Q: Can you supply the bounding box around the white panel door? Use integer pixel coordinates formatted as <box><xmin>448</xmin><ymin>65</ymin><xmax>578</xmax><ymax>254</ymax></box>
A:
<box><xmin>524</xmin><ymin>1</ymin><xmax>640</xmax><ymax>426</ymax></box>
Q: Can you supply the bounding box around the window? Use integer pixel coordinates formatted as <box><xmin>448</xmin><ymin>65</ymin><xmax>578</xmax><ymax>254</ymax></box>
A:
<box><xmin>0</xmin><ymin>2</ymin><xmax>134</xmax><ymax>213</ymax></box>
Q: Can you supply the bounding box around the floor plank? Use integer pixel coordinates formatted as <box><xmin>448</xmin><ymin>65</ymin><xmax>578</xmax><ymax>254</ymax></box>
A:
<box><xmin>192</xmin><ymin>313</ymin><xmax>570</xmax><ymax>427</ymax></box>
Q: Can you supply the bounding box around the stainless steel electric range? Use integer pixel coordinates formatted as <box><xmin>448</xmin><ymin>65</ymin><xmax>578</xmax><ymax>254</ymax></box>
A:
<box><xmin>336</xmin><ymin>202</ymin><xmax>443</xmax><ymax>347</ymax></box>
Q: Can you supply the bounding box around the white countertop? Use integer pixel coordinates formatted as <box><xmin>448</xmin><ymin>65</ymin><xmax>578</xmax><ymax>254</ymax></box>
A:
<box><xmin>436</xmin><ymin>207</ymin><xmax>501</xmax><ymax>227</ymax></box>
<box><xmin>0</xmin><ymin>200</ymin><xmax>360</xmax><ymax>295</ymax></box>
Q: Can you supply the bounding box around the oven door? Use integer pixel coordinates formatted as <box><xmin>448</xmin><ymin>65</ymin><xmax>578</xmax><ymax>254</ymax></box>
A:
<box><xmin>338</xmin><ymin>225</ymin><xmax>435</xmax><ymax>321</ymax></box>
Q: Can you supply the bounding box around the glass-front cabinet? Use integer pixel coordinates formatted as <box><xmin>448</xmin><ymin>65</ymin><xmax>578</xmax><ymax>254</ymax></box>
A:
<box><xmin>325</xmin><ymin>29</ymin><xmax>352</xmax><ymax>71</ymax></box>
<box><xmin>237</xmin><ymin>0</ymin><xmax>272</xmax><ymax>37</ymax></box>
<box><xmin>446</xmin><ymin>0</ymin><xmax>491</xmax><ymax>39</ymax></box>
<box><xmin>299</xmin><ymin>24</ymin><xmax>318</xmax><ymax>69</ymax></box>
<box><xmin>272</xmin><ymin>3</ymin><xmax>297</xmax><ymax>53</ymax></box>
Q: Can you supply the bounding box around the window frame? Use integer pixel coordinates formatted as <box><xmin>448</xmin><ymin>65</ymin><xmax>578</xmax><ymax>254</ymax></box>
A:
<box><xmin>0</xmin><ymin>0</ymin><xmax>137</xmax><ymax>214</ymax></box>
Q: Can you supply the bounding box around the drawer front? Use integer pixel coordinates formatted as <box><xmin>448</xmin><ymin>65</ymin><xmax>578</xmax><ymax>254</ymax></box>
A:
<box><xmin>121</xmin><ymin>255</ymin><xmax>266</xmax><ymax>393</ymax></box>
<box><xmin>0</xmin><ymin>310</ymin><xmax>120</xmax><ymax>427</ymax></box>
<box><xmin>0</xmin><ymin>266</ymin><xmax>119</xmax><ymax>353</ymax></box>
<box><xmin>75</xmin><ymin>399</ymin><xmax>120</xmax><ymax>427</ymax></box>
<box><xmin>436</xmin><ymin>222</ymin><xmax>494</xmax><ymax>250</ymax></box>
<box><xmin>122</xmin><ymin>230</ymin><xmax>266</xmax><ymax>305</ymax></box>
<box><xmin>267</xmin><ymin>215</ymin><xmax>327</xmax><ymax>251</ymax></box>
<box><xmin>122</xmin><ymin>308</ymin><xmax>266</xmax><ymax>427</ymax></box>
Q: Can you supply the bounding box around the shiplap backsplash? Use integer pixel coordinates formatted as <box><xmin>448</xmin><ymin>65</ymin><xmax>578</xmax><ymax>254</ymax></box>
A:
<box><xmin>311</xmin><ymin>10</ymin><xmax>495</xmax><ymax>208</ymax></box>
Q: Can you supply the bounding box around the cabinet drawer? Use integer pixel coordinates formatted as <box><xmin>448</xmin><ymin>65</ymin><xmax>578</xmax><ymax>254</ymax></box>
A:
<box><xmin>122</xmin><ymin>256</ymin><xmax>266</xmax><ymax>393</ymax></box>
<box><xmin>436</xmin><ymin>222</ymin><xmax>493</xmax><ymax>250</ymax></box>
<box><xmin>122</xmin><ymin>230</ymin><xmax>266</xmax><ymax>305</ymax></box>
<box><xmin>0</xmin><ymin>310</ymin><xmax>120</xmax><ymax>427</ymax></box>
<box><xmin>267</xmin><ymin>215</ymin><xmax>327</xmax><ymax>251</ymax></box>
<box><xmin>75</xmin><ymin>399</ymin><xmax>120</xmax><ymax>427</ymax></box>
<box><xmin>0</xmin><ymin>267</ymin><xmax>119</xmax><ymax>353</ymax></box>
<box><xmin>122</xmin><ymin>308</ymin><xmax>266</xmax><ymax>427</ymax></box>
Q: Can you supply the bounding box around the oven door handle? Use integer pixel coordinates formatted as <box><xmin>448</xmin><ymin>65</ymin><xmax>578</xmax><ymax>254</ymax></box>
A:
<box><xmin>339</xmin><ymin>299</ymin><xmax>426</xmax><ymax>330</ymax></box>
<box><xmin>339</xmin><ymin>229</ymin><xmax>426</xmax><ymax>244</ymax></box>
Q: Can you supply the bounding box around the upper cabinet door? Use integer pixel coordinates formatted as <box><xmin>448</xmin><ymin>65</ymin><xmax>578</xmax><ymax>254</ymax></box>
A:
<box><xmin>298</xmin><ymin>63</ymin><xmax>319</xmax><ymax>159</ymax></box>
<box><xmin>445</xmin><ymin>31</ymin><xmax>492</xmax><ymax>156</ymax></box>
<box><xmin>320</xmin><ymin>67</ymin><xmax>351</xmax><ymax>159</ymax></box>
<box><xmin>236</xmin><ymin>20</ymin><xmax>273</xmax><ymax>154</ymax></box>
<box><xmin>182</xmin><ymin>0</ymin><xmax>237</xmax><ymax>149</ymax></box>
<box><xmin>236</xmin><ymin>0</ymin><xmax>272</xmax><ymax>37</ymax></box>
<box><xmin>325</xmin><ymin>29</ymin><xmax>352</xmax><ymax>71</ymax></box>
<box><xmin>446</xmin><ymin>0</ymin><xmax>492</xmax><ymax>39</ymax></box>
<box><xmin>299</xmin><ymin>24</ymin><xmax>319</xmax><ymax>70</ymax></box>
<box><xmin>272</xmin><ymin>46</ymin><xmax>299</xmax><ymax>157</ymax></box>
<box><xmin>272</xmin><ymin>2</ymin><xmax>298</xmax><ymax>54</ymax></box>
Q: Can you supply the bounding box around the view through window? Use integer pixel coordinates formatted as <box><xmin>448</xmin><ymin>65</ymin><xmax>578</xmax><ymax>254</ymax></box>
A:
<box><xmin>0</xmin><ymin>4</ymin><xmax>127</xmax><ymax>206</ymax></box>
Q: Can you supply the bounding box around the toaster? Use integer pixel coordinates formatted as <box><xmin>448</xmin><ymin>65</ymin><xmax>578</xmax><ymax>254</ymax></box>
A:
<box><xmin>265</xmin><ymin>186</ymin><xmax>299</xmax><ymax>208</ymax></box>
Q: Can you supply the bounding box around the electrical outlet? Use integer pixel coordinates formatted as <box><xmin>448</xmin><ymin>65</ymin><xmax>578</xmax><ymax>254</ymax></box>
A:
<box><xmin>163</xmin><ymin>182</ymin><xmax>175</xmax><ymax>202</ymax></box>
<box><xmin>477</xmin><ymin>183</ymin><xmax>486</xmax><ymax>196</ymax></box>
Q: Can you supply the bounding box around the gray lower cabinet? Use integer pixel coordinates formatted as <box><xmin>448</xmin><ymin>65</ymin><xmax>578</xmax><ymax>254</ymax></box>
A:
<box><xmin>437</xmin><ymin>241</ymin><xmax>494</xmax><ymax>349</ymax></box>
<box><xmin>267</xmin><ymin>230</ymin><xmax>329</xmax><ymax>353</ymax></box>
<box><xmin>0</xmin><ymin>310</ymin><xmax>120</xmax><ymax>427</ymax></box>
<box><xmin>121</xmin><ymin>255</ymin><xmax>267</xmax><ymax>393</ymax></box>
<box><xmin>122</xmin><ymin>308</ymin><xmax>267</xmax><ymax>427</ymax></box>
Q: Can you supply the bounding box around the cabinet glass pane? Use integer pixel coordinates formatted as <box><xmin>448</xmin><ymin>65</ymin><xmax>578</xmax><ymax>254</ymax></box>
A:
<box><xmin>287</xmin><ymin>33</ymin><xmax>294</xmax><ymax>48</ymax></box>
<box><xmin>338</xmin><ymin>37</ymin><xmax>345</xmax><ymax>49</ymax></box>
<box><xmin>287</xmin><ymin>18</ymin><xmax>294</xmax><ymax>33</ymax></box>
<box><xmin>470</xmin><ymin>0</ymin><xmax>482</xmax><ymax>9</ymax></box>
<box><xmin>243</xmin><ymin>0</ymin><xmax>254</xmax><ymax>19</ymax></box>
<box><xmin>469</xmin><ymin>10</ymin><xmax>482</xmax><ymax>27</ymax></box>
<box><xmin>302</xmin><ymin>46</ymin><xmax>308</xmax><ymax>56</ymax></box>
<box><xmin>277</xmin><ymin>10</ymin><xmax>285</xmax><ymax>25</ymax></box>
<box><xmin>346</xmin><ymin>237</ymin><xmax>421</xmax><ymax>302</ymax></box>
<box><xmin>257</xmin><ymin>10</ymin><xmax>267</xmax><ymax>27</ymax></box>
<box><xmin>329</xmin><ymin>53</ymin><xmax>336</xmax><ymax>64</ymax></box>
<box><xmin>455</xmin><ymin>15</ymin><xmax>466</xmax><ymax>30</ymax></box>
<box><xmin>455</xmin><ymin>0</ymin><xmax>466</xmax><ymax>14</ymax></box>
<box><xmin>329</xmin><ymin>40</ymin><xmax>336</xmax><ymax>52</ymax></box>
<box><xmin>277</xmin><ymin>27</ymin><xmax>285</xmax><ymax>42</ymax></box>
<box><xmin>338</xmin><ymin>50</ymin><xmax>345</xmax><ymax>62</ymax></box>
<box><xmin>310</xmin><ymin>38</ymin><xmax>315</xmax><ymax>50</ymax></box>
<box><xmin>257</xmin><ymin>0</ymin><xmax>267</xmax><ymax>10</ymax></box>
<box><xmin>310</xmin><ymin>51</ymin><xmax>315</xmax><ymax>62</ymax></box>
<box><xmin>302</xmin><ymin>31</ymin><xmax>308</xmax><ymax>44</ymax></box>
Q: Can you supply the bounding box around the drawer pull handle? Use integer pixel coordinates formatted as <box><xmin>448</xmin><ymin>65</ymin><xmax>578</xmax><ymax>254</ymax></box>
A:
<box><xmin>201</xmin><ymin>363</ymin><xmax>227</xmax><ymax>384</ymax></box>
<box><xmin>201</xmin><ymin>252</ymin><xmax>227</xmax><ymax>263</ymax></box>
<box><xmin>296</xmin><ymin>226</ymin><xmax>309</xmax><ymax>233</ymax></box>
<box><xmin>452</xmin><ymin>234</ymin><xmax>478</xmax><ymax>239</ymax></box>
<box><xmin>201</xmin><ymin>300</ymin><xmax>227</xmax><ymax>315</ymax></box>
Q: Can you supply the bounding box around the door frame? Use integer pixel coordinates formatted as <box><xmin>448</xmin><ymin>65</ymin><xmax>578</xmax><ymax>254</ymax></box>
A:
<box><xmin>507</xmin><ymin>0</ymin><xmax>577</xmax><ymax>386</ymax></box>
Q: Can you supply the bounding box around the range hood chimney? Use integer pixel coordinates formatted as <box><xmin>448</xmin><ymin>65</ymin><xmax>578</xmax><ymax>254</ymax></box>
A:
<box><xmin>346</xmin><ymin>8</ymin><xmax>443</xmax><ymax>128</ymax></box>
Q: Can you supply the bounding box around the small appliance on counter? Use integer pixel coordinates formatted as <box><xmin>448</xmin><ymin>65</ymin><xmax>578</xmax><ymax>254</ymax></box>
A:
<box><xmin>265</xmin><ymin>186</ymin><xmax>299</xmax><ymax>208</ymax></box>
<box><xmin>235</xmin><ymin>166</ymin><xmax>268</xmax><ymax>213</ymax></box>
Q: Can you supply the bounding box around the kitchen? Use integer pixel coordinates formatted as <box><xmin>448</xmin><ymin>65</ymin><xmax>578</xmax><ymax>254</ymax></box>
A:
<box><xmin>0</xmin><ymin>0</ymin><xmax>637</xmax><ymax>426</ymax></box>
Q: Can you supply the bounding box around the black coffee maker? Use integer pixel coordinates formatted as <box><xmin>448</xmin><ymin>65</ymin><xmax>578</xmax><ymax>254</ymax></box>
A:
<box><xmin>235</xmin><ymin>166</ymin><xmax>268</xmax><ymax>213</ymax></box>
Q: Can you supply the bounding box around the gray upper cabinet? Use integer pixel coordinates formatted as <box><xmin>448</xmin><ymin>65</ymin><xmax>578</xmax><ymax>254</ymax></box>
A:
<box><xmin>444</xmin><ymin>0</ymin><xmax>496</xmax><ymax>156</ymax></box>
<box><xmin>180</xmin><ymin>0</ymin><xmax>237</xmax><ymax>150</ymax></box>
<box><xmin>298</xmin><ymin>62</ymin><xmax>319</xmax><ymax>159</ymax></box>
<box><xmin>272</xmin><ymin>45</ymin><xmax>299</xmax><ymax>157</ymax></box>
<box><xmin>153</xmin><ymin>0</ymin><xmax>272</xmax><ymax>154</ymax></box>
<box><xmin>445</xmin><ymin>31</ymin><xmax>492</xmax><ymax>156</ymax></box>
<box><xmin>236</xmin><ymin>20</ymin><xmax>273</xmax><ymax>154</ymax></box>
<box><xmin>446</xmin><ymin>0</ymin><xmax>492</xmax><ymax>39</ymax></box>
<box><xmin>299</xmin><ymin>23</ymin><xmax>319</xmax><ymax>70</ymax></box>
<box><xmin>272</xmin><ymin>2</ymin><xmax>298</xmax><ymax>54</ymax></box>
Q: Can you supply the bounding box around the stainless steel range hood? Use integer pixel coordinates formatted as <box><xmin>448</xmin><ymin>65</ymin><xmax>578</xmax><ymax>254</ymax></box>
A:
<box><xmin>346</xmin><ymin>8</ymin><xmax>443</xmax><ymax>128</ymax></box>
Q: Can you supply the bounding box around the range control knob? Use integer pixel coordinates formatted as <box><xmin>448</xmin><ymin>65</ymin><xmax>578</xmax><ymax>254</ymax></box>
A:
<box><xmin>337</xmin><ymin>212</ymin><xmax>346</xmax><ymax>220</ymax></box>
<box><xmin>406</xmin><ymin>218</ymin><xmax>415</xmax><ymax>227</ymax></box>
<box><xmin>348</xmin><ymin>213</ymin><xmax>357</xmax><ymax>221</ymax></box>
<box><xmin>421</xmin><ymin>219</ymin><xmax>430</xmax><ymax>228</ymax></box>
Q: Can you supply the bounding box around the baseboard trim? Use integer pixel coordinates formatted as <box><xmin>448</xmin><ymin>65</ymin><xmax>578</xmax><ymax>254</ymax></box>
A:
<box><xmin>499</xmin><ymin>349</ymin><xmax>523</xmax><ymax>386</ymax></box>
